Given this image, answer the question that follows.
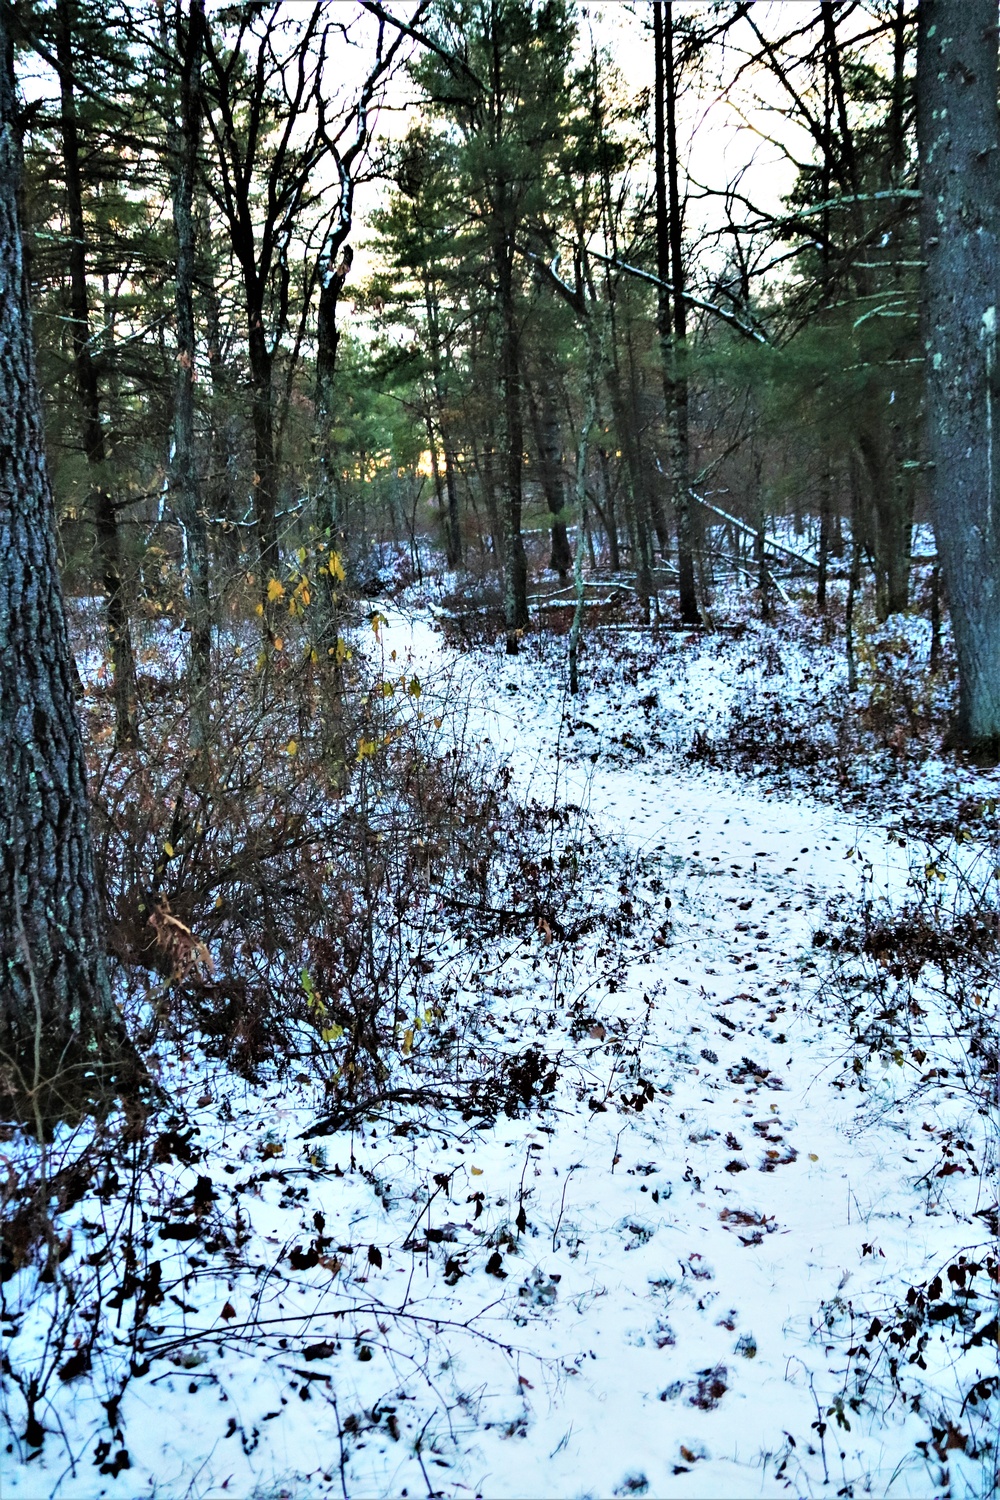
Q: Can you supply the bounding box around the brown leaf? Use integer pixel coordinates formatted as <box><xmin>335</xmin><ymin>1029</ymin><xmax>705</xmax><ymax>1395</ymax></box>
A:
<box><xmin>220</xmin><ymin>1301</ymin><xmax>236</xmax><ymax>1321</ymax></box>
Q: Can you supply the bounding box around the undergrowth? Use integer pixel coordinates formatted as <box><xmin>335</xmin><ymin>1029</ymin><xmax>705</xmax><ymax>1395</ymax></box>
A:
<box><xmin>811</xmin><ymin>806</ymin><xmax>1000</xmax><ymax>1498</ymax></box>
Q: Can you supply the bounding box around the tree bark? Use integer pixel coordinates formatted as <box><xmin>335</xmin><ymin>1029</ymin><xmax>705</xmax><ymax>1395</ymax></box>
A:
<box><xmin>0</xmin><ymin>9</ymin><xmax>118</xmax><ymax>1085</ymax></box>
<box><xmin>55</xmin><ymin>0</ymin><xmax>138</xmax><ymax>747</ymax></box>
<box><xmin>917</xmin><ymin>0</ymin><xmax>1000</xmax><ymax>751</ymax></box>
<box><xmin>171</xmin><ymin>0</ymin><xmax>211</xmax><ymax>756</ymax></box>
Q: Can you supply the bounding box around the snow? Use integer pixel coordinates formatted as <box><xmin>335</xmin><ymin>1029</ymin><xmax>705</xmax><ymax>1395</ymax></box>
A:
<box><xmin>2</xmin><ymin>597</ymin><xmax>996</xmax><ymax>1499</ymax></box>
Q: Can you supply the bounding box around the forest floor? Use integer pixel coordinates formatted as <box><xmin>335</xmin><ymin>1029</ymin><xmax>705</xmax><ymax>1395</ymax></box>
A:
<box><xmin>2</xmin><ymin>582</ymin><xmax>998</xmax><ymax>1500</ymax></box>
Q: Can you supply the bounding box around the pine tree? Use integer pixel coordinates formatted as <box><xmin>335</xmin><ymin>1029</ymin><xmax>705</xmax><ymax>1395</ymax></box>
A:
<box><xmin>0</xmin><ymin>3</ymin><xmax>120</xmax><ymax>1095</ymax></box>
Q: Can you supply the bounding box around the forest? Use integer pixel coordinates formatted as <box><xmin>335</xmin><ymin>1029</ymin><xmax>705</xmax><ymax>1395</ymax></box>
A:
<box><xmin>0</xmin><ymin>1</ymin><xmax>998</xmax><ymax>1496</ymax></box>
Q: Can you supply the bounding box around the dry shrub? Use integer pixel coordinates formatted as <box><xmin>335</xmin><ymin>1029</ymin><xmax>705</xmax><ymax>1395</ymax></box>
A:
<box><xmin>76</xmin><ymin>591</ymin><xmax>594</xmax><ymax>1110</ymax></box>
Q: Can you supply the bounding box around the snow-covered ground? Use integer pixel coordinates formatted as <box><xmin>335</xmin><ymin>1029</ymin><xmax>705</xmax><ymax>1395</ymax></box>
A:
<box><xmin>2</xmin><ymin>600</ymin><xmax>996</xmax><ymax>1499</ymax></box>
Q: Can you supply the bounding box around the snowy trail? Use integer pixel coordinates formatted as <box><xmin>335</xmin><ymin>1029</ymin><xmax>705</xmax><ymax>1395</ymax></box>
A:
<box><xmin>5</xmin><ymin>607</ymin><xmax>992</xmax><ymax>1500</ymax></box>
<box><xmin>342</xmin><ymin>605</ymin><xmax>990</xmax><ymax>1499</ymax></box>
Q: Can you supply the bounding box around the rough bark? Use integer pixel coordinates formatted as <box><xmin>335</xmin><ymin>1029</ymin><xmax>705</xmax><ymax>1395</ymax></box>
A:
<box><xmin>171</xmin><ymin>0</ymin><xmax>211</xmax><ymax>756</ymax></box>
<box><xmin>917</xmin><ymin>0</ymin><xmax>1000</xmax><ymax>750</ymax></box>
<box><xmin>56</xmin><ymin>0</ymin><xmax>138</xmax><ymax>747</ymax></box>
<box><xmin>0</xmin><ymin>10</ymin><xmax>117</xmax><ymax>1083</ymax></box>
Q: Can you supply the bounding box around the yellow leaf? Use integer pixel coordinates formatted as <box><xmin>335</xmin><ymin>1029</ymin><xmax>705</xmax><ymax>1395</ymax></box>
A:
<box><xmin>297</xmin><ymin>546</ymin><xmax>307</xmax><ymax>565</ymax></box>
<box><xmin>163</xmin><ymin>841</ymin><xmax>175</xmax><ymax>859</ymax></box>
<box><xmin>274</xmin><ymin>637</ymin><xmax>284</xmax><ymax>651</ymax></box>
<box><xmin>381</xmin><ymin>680</ymin><xmax>395</xmax><ymax>697</ymax></box>
<box><xmin>470</xmin><ymin>1166</ymin><xmax>483</xmax><ymax>1176</ymax></box>
<box><xmin>329</xmin><ymin>552</ymin><xmax>346</xmax><ymax>582</ymax></box>
<box><xmin>285</xmin><ymin>738</ymin><xmax>298</xmax><ymax>756</ymax></box>
<box><xmin>267</xmin><ymin>578</ymin><xmax>285</xmax><ymax>602</ymax></box>
<box><xmin>301</xmin><ymin>586</ymin><xmax>311</xmax><ymax>606</ymax></box>
<box><xmin>808</xmin><ymin>1153</ymin><xmax>819</xmax><ymax>1162</ymax></box>
<box><xmin>402</xmin><ymin>1028</ymin><xmax>414</xmax><ymax>1056</ymax></box>
<box><xmin>321</xmin><ymin>1024</ymin><xmax>344</xmax><ymax>1043</ymax></box>
<box><xmin>255</xmin><ymin>602</ymin><xmax>264</xmax><ymax>617</ymax></box>
<box><xmin>408</xmin><ymin>676</ymin><xmax>421</xmax><ymax>698</ymax></box>
<box><xmin>335</xmin><ymin>637</ymin><xmax>348</xmax><ymax>664</ymax></box>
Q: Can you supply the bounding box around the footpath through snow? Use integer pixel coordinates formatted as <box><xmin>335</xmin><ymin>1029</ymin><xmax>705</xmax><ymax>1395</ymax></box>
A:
<box><xmin>3</xmin><ymin>602</ymin><xmax>996</xmax><ymax>1500</ymax></box>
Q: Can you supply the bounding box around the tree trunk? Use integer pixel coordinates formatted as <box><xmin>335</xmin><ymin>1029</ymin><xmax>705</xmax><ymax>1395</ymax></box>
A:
<box><xmin>0</xmin><ymin>11</ymin><xmax>119</xmax><ymax>1088</ymax></box>
<box><xmin>816</xmin><ymin>463</ymin><xmax>831</xmax><ymax>611</ymax></box>
<box><xmin>752</xmin><ymin>450</ymin><xmax>769</xmax><ymax>621</ymax></box>
<box><xmin>248</xmin><ymin>321</ymin><xmax>278</xmax><ymax>582</ymax></box>
<box><xmin>655</xmin><ymin>0</ymin><xmax>699</xmax><ymax>625</ymax></box>
<box><xmin>498</xmin><ymin>240</ymin><xmax>528</xmax><ymax>650</ymax></box>
<box><xmin>596</xmin><ymin>444</ymin><xmax>621</xmax><ymax>571</ymax></box>
<box><xmin>526</xmin><ymin>374</ymin><xmax>572</xmax><ymax>579</ymax></box>
<box><xmin>424</xmin><ymin>281</ymin><xmax>462</xmax><ymax>568</ymax></box>
<box><xmin>857</xmin><ymin>418</ymin><xmax>910</xmax><ymax>622</ymax></box>
<box><xmin>56</xmin><ymin>0</ymin><xmax>138</xmax><ymax>748</ymax></box>
<box><xmin>917</xmin><ymin>0</ymin><xmax>1000</xmax><ymax>751</ymax></box>
<box><xmin>845</xmin><ymin>454</ymin><xmax>863</xmax><ymax>694</ymax></box>
<box><xmin>315</xmin><ymin>239</ymin><xmax>352</xmax><ymax>621</ymax></box>
<box><xmin>171</xmin><ymin>0</ymin><xmax>211</xmax><ymax>757</ymax></box>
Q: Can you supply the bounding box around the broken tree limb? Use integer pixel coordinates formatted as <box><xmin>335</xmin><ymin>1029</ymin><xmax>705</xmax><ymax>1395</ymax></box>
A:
<box><xmin>689</xmin><ymin>490</ymin><xmax>821</xmax><ymax>570</ymax></box>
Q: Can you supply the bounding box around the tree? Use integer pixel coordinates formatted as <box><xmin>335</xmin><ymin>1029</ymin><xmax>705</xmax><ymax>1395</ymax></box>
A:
<box><xmin>410</xmin><ymin>0</ymin><xmax>577</xmax><ymax>650</ymax></box>
<box><xmin>55</xmin><ymin>0</ymin><xmax>140</xmax><ymax>746</ymax></box>
<box><xmin>0</xmin><ymin>3</ymin><xmax>117</xmax><ymax>1091</ymax></box>
<box><xmin>169</xmin><ymin>0</ymin><xmax>212</xmax><ymax>756</ymax></box>
<box><xmin>653</xmin><ymin>0</ymin><xmax>698</xmax><ymax>624</ymax></box>
<box><xmin>917</xmin><ymin>0</ymin><xmax>1000</xmax><ymax>752</ymax></box>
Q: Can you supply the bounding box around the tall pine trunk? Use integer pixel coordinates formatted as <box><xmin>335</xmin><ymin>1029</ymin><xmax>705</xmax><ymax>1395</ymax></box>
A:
<box><xmin>171</xmin><ymin>0</ymin><xmax>211</xmax><ymax>756</ymax></box>
<box><xmin>315</xmin><ymin>238</ymin><xmax>352</xmax><ymax>625</ymax></box>
<box><xmin>526</xmin><ymin>373</ymin><xmax>572</xmax><ymax>579</ymax></box>
<box><xmin>917</xmin><ymin>0</ymin><xmax>1000</xmax><ymax>751</ymax></box>
<box><xmin>498</xmin><ymin>235</ymin><xmax>528</xmax><ymax>651</ymax></box>
<box><xmin>424</xmin><ymin>280</ymin><xmax>462</xmax><ymax>568</ymax></box>
<box><xmin>1</xmin><ymin>11</ymin><xmax>119</xmax><ymax>1087</ymax></box>
<box><xmin>654</xmin><ymin>0</ymin><xmax>699</xmax><ymax>624</ymax></box>
<box><xmin>248</xmin><ymin>319</ymin><xmax>278</xmax><ymax>583</ymax></box>
<box><xmin>56</xmin><ymin>0</ymin><xmax>138</xmax><ymax>747</ymax></box>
